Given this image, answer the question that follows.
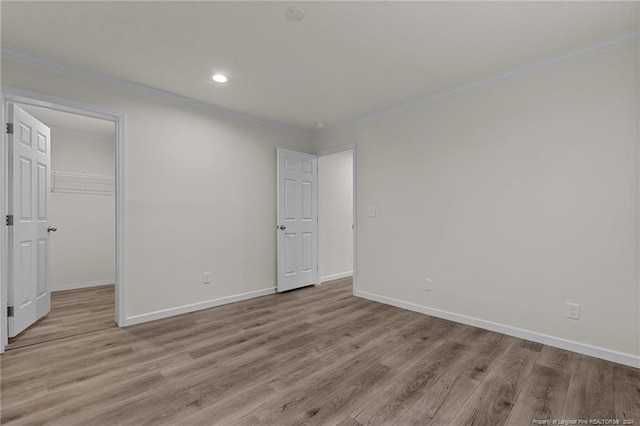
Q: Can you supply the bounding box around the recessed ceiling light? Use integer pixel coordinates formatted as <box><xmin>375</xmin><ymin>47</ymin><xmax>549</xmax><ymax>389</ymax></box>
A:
<box><xmin>212</xmin><ymin>74</ymin><xmax>228</xmax><ymax>83</ymax></box>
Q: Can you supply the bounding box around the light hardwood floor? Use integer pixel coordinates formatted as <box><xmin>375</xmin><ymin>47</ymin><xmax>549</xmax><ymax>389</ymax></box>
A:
<box><xmin>6</xmin><ymin>285</ymin><xmax>115</xmax><ymax>350</ymax></box>
<box><xmin>1</xmin><ymin>278</ymin><xmax>638</xmax><ymax>425</ymax></box>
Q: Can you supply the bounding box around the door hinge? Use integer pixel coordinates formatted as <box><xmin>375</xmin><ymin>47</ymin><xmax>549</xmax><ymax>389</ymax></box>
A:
<box><xmin>6</xmin><ymin>123</ymin><xmax>13</xmax><ymax>134</ymax></box>
<box><xmin>6</xmin><ymin>215</ymin><xmax>13</xmax><ymax>226</ymax></box>
<box><xmin>7</xmin><ymin>306</ymin><xmax>14</xmax><ymax>317</ymax></box>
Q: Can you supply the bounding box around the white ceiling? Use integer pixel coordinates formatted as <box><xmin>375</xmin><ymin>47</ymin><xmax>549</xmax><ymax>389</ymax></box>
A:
<box><xmin>2</xmin><ymin>2</ymin><xmax>638</xmax><ymax>132</ymax></box>
<box><xmin>19</xmin><ymin>104</ymin><xmax>115</xmax><ymax>140</ymax></box>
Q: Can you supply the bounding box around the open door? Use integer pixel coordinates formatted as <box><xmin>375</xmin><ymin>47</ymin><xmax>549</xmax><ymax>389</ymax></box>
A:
<box><xmin>7</xmin><ymin>104</ymin><xmax>52</xmax><ymax>337</ymax></box>
<box><xmin>277</xmin><ymin>148</ymin><xmax>318</xmax><ymax>292</ymax></box>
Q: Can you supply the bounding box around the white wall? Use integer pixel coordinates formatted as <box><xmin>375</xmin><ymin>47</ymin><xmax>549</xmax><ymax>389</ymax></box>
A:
<box><xmin>48</xmin><ymin>128</ymin><xmax>115</xmax><ymax>291</ymax></box>
<box><xmin>319</xmin><ymin>150</ymin><xmax>353</xmax><ymax>282</ymax></box>
<box><xmin>313</xmin><ymin>44</ymin><xmax>640</xmax><ymax>360</ymax></box>
<box><xmin>2</xmin><ymin>59</ymin><xmax>312</xmax><ymax>320</ymax></box>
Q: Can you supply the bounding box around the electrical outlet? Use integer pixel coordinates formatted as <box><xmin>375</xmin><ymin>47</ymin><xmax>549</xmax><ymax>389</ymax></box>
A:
<box><xmin>203</xmin><ymin>272</ymin><xmax>211</xmax><ymax>285</ymax></box>
<box><xmin>566</xmin><ymin>303</ymin><xmax>580</xmax><ymax>320</ymax></box>
<box><xmin>367</xmin><ymin>207</ymin><xmax>376</xmax><ymax>217</ymax></box>
<box><xmin>425</xmin><ymin>278</ymin><xmax>433</xmax><ymax>292</ymax></box>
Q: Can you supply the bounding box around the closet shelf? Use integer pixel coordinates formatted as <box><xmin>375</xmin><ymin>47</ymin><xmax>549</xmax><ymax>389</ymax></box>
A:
<box><xmin>51</xmin><ymin>171</ymin><xmax>115</xmax><ymax>195</ymax></box>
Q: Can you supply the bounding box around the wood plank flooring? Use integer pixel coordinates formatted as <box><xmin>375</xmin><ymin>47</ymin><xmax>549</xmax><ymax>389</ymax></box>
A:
<box><xmin>6</xmin><ymin>285</ymin><xmax>115</xmax><ymax>350</ymax></box>
<box><xmin>1</xmin><ymin>278</ymin><xmax>638</xmax><ymax>425</ymax></box>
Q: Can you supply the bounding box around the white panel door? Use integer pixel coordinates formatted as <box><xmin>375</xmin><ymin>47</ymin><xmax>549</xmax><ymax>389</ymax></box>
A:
<box><xmin>8</xmin><ymin>104</ymin><xmax>52</xmax><ymax>337</ymax></box>
<box><xmin>277</xmin><ymin>148</ymin><xmax>318</xmax><ymax>292</ymax></box>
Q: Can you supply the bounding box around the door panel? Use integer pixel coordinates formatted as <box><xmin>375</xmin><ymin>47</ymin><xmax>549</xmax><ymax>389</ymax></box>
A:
<box><xmin>277</xmin><ymin>148</ymin><xmax>318</xmax><ymax>292</ymax></box>
<box><xmin>284</xmin><ymin>233</ymin><xmax>296</xmax><ymax>275</ymax></box>
<box><xmin>20</xmin><ymin>157</ymin><xmax>33</xmax><ymax>218</ymax></box>
<box><xmin>18</xmin><ymin>242</ymin><xmax>34</xmax><ymax>308</ymax></box>
<box><xmin>37</xmin><ymin>163</ymin><xmax>47</xmax><ymax>219</ymax></box>
<box><xmin>301</xmin><ymin>232</ymin><xmax>312</xmax><ymax>272</ymax></box>
<box><xmin>284</xmin><ymin>179</ymin><xmax>296</xmax><ymax>219</ymax></box>
<box><xmin>37</xmin><ymin>239</ymin><xmax>47</xmax><ymax>297</ymax></box>
<box><xmin>8</xmin><ymin>104</ymin><xmax>52</xmax><ymax>337</ymax></box>
<box><xmin>301</xmin><ymin>181</ymin><xmax>312</xmax><ymax>219</ymax></box>
<box><xmin>36</xmin><ymin>131</ymin><xmax>47</xmax><ymax>154</ymax></box>
<box><xmin>19</xmin><ymin>123</ymin><xmax>32</xmax><ymax>147</ymax></box>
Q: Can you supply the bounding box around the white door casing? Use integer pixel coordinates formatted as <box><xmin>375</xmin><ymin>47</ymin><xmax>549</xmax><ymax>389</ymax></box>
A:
<box><xmin>277</xmin><ymin>148</ymin><xmax>318</xmax><ymax>292</ymax></box>
<box><xmin>7</xmin><ymin>104</ymin><xmax>51</xmax><ymax>337</ymax></box>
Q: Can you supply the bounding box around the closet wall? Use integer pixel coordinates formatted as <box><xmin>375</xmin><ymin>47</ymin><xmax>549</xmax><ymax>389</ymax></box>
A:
<box><xmin>50</xmin><ymin>129</ymin><xmax>115</xmax><ymax>291</ymax></box>
<box><xmin>319</xmin><ymin>150</ymin><xmax>353</xmax><ymax>282</ymax></box>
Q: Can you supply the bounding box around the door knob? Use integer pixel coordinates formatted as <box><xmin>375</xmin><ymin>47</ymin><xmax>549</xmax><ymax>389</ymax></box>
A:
<box><xmin>279</xmin><ymin>225</ymin><xmax>286</xmax><ymax>230</ymax></box>
<box><xmin>47</xmin><ymin>226</ymin><xmax>58</xmax><ymax>232</ymax></box>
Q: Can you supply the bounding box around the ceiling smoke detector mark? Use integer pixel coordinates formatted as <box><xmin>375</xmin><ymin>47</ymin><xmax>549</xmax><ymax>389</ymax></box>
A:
<box><xmin>286</xmin><ymin>7</ymin><xmax>305</xmax><ymax>22</ymax></box>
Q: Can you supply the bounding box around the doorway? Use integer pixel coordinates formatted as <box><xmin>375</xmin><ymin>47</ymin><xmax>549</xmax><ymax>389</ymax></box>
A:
<box><xmin>318</xmin><ymin>145</ymin><xmax>356</xmax><ymax>290</ymax></box>
<box><xmin>1</xmin><ymin>87</ymin><xmax>127</xmax><ymax>353</ymax></box>
<box><xmin>6</xmin><ymin>104</ymin><xmax>116</xmax><ymax>349</ymax></box>
<box><xmin>275</xmin><ymin>144</ymin><xmax>357</xmax><ymax>293</ymax></box>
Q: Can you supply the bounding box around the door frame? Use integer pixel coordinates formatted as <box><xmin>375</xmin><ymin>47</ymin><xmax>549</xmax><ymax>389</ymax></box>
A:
<box><xmin>316</xmin><ymin>143</ymin><xmax>357</xmax><ymax>294</ymax></box>
<box><xmin>0</xmin><ymin>86</ymin><xmax>127</xmax><ymax>353</ymax></box>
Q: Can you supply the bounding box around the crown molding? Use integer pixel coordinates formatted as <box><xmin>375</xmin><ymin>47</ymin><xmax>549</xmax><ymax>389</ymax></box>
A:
<box><xmin>317</xmin><ymin>27</ymin><xmax>640</xmax><ymax>136</ymax></box>
<box><xmin>3</xmin><ymin>27</ymin><xmax>638</xmax><ymax>139</ymax></box>
<box><xmin>1</xmin><ymin>45</ymin><xmax>311</xmax><ymax>137</ymax></box>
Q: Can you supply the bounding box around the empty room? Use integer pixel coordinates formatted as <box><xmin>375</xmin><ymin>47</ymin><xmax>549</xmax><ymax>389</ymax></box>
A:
<box><xmin>1</xmin><ymin>2</ymin><xmax>639</xmax><ymax>425</ymax></box>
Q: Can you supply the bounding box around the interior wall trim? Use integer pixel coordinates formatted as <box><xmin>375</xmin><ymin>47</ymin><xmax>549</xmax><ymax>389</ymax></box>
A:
<box><xmin>320</xmin><ymin>271</ymin><xmax>353</xmax><ymax>284</ymax></box>
<box><xmin>318</xmin><ymin>27</ymin><xmax>640</xmax><ymax>135</ymax></box>
<box><xmin>355</xmin><ymin>289</ymin><xmax>640</xmax><ymax>369</ymax></box>
<box><xmin>121</xmin><ymin>287</ymin><xmax>276</xmax><ymax>327</ymax></box>
<box><xmin>52</xmin><ymin>279</ymin><xmax>114</xmax><ymax>292</ymax></box>
<box><xmin>3</xmin><ymin>28</ymin><xmax>638</xmax><ymax>139</ymax></box>
<box><xmin>0</xmin><ymin>45</ymin><xmax>309</xmax><ymax>137</ymax></box>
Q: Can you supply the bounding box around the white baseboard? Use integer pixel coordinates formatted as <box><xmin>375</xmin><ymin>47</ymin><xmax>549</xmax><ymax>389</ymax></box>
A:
<box><xmin>320</xmin><ymin>271</ymin><xmax>353</xmax><ymax>284</ymax></box>
<box><xmin>52</xmin><ymin>279</ymin><xmax>115</xmax><ymax>292</ymax></box>
<box><xmin>355</xmin><ymin>290</ymin><xmax>640</xmax><ymax>369</ymax></box>
<box><xmin>122</xmin><ymin>287</ymin><xmax>276</xmax><ymax>327</ymax></box>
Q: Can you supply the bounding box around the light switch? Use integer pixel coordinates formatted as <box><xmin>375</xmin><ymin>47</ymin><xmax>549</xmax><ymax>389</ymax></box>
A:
<box><xmin>367</xmin><ymin>207</ymin><xmax>376</xmax><ymax>217</ymax></box>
